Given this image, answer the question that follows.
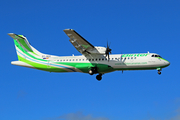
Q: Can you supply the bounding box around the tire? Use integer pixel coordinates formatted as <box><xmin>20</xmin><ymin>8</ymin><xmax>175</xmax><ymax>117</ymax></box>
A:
<box><xmin>96</xmin><ymin>75</ymin><xmax>102</xmax><ymax>81</ymax></box>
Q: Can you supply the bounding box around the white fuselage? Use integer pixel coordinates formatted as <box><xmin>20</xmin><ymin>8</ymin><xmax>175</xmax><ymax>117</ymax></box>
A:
<box><xmin>47</xmin><ymin>53</ymin><xmax>170</xmax><ymax>72</ymax></box>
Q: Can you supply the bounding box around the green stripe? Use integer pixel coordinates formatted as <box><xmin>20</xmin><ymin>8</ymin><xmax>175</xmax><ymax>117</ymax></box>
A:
<box><xmin>18</xmin><ymin>39</ymin><xmax>33</xmax><ymax>52</ymax></box>
<box><xmin>157</xmin><ymin>57</ymin><xmax>169</xmax><ymax>62</ymax></box>
<box><xmin>14</xmin><ymin>39</ymin><xmax>47</xmax><ymax>62</ymax></box>
<box><xmin>18</xmin><ymin>56</ymin><xmax>69</xmax><ymax>72</ymax></box>
<box><xmin>57</xmin><ymin>62</ymin><xmax>114</xmax><ymax>73</ymax></box>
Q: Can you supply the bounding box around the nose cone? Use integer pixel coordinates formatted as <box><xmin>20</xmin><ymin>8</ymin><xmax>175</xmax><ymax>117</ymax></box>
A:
<box><xmin>164</xmin><ymin>59</ymin><xmax>170</xmax><ymax>67</ymax></box>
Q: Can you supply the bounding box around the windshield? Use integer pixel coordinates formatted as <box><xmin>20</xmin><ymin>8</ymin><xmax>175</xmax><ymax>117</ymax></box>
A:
<box><xmin>151</xmin><ymin>54</ymin><xmax>162</xmax><ymax>58</ymax></box>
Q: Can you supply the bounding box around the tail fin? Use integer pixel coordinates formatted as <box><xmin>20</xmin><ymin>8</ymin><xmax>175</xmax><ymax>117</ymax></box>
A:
<box><xmin>8</xmin><ymin>33</ymin><xmax>44</xmax><ymax>61</ymax></box>
<box><xmin>8</xmin><ymin>33</ymin><xmax>55</xmax><ymax>70</ymax></box>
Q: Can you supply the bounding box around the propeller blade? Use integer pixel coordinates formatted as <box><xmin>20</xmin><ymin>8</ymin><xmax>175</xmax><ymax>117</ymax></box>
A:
<box><xmin>105</xmin><ymin>41</ymin><xmax>112</xmax><ymax>62</ymax></box>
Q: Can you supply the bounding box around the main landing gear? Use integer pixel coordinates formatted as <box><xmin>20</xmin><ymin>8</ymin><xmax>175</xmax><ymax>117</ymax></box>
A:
<box><xmin>88</xmin><ymin>67</ymin><xmax>103</xmax><ymax>81</ymax></box>
<box><xmin>88</xmin><ymin>69</ymin><xmax>94</xmax><ymax>75</ymax></box>
<box><xmin>88</xmin><ymin>67</ymin><xmax>98</xmax><ymax>75</ymax></box>
<box><xmin>96</xmin><ymin>74</ymin><xmax>102</xmax><ymax>81</ymax></box>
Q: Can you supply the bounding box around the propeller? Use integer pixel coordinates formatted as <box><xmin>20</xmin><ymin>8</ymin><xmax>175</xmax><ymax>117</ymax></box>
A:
<box><xmin>105</xmin><ymin>42</ymin><xmax>112</xmax><ymax>61</ymax></box>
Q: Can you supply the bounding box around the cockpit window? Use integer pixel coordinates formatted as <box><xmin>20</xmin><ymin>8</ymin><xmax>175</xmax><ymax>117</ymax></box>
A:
<box><xmin>152</xmin><ymin>54</ymin><xmax>162</xmax><ymax>58</ymax></box>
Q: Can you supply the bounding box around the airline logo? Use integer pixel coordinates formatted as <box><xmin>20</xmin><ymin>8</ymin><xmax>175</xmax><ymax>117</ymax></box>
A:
<box><xmin>42</xmin><ymin>55</ymin><xmax>50</xmax><ymax>59</ymax></box>
<box><xmin>122</xmin><ymin>54</ymin><xmax>148</xmax><ymax>57</ymax></box>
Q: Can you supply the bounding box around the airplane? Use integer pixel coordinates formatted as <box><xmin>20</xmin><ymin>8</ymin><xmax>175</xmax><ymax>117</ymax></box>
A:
<box><xmin>8</xmin><ymin>29</ymin><xmax>170</xmax><ymax>81</ymax></box>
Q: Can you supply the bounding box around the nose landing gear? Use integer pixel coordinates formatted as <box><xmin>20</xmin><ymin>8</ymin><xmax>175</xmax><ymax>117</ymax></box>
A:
<box><xmin>157</xmin><ymin>68</ymin><xmax>162</xmax><ymax>75</ymax></box>
<box><xmin>158</xmin><ymin>70</ymin><xmax>161</xmax><ymax>75</ymax></box>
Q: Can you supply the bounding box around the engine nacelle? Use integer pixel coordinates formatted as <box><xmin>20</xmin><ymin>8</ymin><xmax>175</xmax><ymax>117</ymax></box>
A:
<box><xmin>88</xmin><ymin>46</ymin><xmax>106</xmax><ymax>54</ymax></box>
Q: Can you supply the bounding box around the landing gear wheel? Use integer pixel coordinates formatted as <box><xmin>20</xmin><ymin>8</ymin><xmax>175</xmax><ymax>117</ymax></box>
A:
<box><xmin>158</xmin><ymin>71</ymin><xmax>161</xmax><ymax>75</ymax></box>
<box><xmin>88</xmin><ymin>69</ymin><xmax>94</xmax><ymax>75</ymax></box>
<box><xmin>96</xmin><ymin>74</ymin><xmax>102</xmax><ymax>81</ymax></box>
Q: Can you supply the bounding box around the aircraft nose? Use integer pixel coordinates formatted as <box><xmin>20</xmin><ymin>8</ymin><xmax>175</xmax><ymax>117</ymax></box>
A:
<box><xmin>165</xmin><ymin>60</ymin><xmax>170</xmax><ymax>66</ymax></box>
<box><xmin>167</xmin><ymin>61</ymin><xmax>170</xmax><ymax>66</ymax></box>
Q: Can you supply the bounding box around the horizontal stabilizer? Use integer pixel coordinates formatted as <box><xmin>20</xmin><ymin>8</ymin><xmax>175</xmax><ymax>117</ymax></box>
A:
<box><xmin>8</xmin><ymin>33</ymin><xmax>26</xmax><ymax>40</ymax></box>
<box><xmin>11</xmin><ymin>61</ymin><xmax>35</xmax><ymax>69</ymax></box>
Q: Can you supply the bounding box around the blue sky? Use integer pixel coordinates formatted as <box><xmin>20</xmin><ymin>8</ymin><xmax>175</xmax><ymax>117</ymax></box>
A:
<box><xmin>0</xmin><ymin>0</ymin><xmax>180</xmax><ymax>120</ymax></box>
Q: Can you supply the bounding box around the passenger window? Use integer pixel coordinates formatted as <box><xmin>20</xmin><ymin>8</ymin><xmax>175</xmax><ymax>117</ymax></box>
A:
<box><xmin>79</xmin><ymin>59</ymin><xmax>81</xmax><ymax>61</ymax></box>
<box><xmin>102</xmin><ymin>58</ymin><xmax>104</xmax><ymax>61</ymax></box>
<box><xmin>99</xmin><ymin>58</ymin><xmax>101</xmax><ymax>61</ymax></box>
<box><xmin>134</xmin><ymin>57</ymin><xmax>136</xmax><ymax>59</ymax></box>
<box><xmin>89</xmin><ymin>59</ymin><xmax>91</xmax><ymax>61</ymax></box>
<box><xmin>69</xmin><ymin>59</ymin><xmax>71</xmax><ymax>61</ymax></box>
<box><xmin>96</xmin><ymin>59</ymin><xmax>97</xmax><ymax>61</ymax></box>
<box><xmin>131</xmin><ymin>57</ymin><xmax>133</xmax><ymax>59</ymax></box>
<box><xmin>152</xmin><ymin>55</ymin><xmax>154</xmax><ymax>57</ymax></box>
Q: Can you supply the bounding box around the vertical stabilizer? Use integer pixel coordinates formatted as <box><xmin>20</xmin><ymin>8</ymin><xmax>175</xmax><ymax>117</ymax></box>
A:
<box><xmin>8</xmin><ymin>33</ymin><xmax>43</xmax><ymax>61</ymax></box>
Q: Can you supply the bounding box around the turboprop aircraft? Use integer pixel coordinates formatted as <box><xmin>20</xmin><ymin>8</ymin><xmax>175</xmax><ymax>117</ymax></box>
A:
<box><xmin>8</xmin><ymin>29</ymin><xmax>170</xmax><ymax>81</ymax></box>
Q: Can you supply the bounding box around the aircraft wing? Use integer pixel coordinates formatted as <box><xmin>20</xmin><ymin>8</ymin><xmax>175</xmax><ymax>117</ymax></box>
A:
<box><xmin>63</xmin><ymin>29</ymin><xmax>95</xmax><ymax>54</ymax></box>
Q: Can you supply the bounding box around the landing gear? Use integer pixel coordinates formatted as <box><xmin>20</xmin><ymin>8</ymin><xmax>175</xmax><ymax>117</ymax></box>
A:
<box><xmin>88</xmin><ymin>67</ymin><xmax>98</xmax><ymax>75</ymax></box>
<box><xmin>88</xmin><ymin>69</ymin><xmax>94</xmax><ymax>75</ymax></box>
<box><xmin>88</xmin><ymin>67</ymin><xmax>103</xmax><ymax>81</ymax></box>
<box><xmin>157</xmin><ymin>68</ymin><xmax>162</xmax><ymax>75</ymax></box>
<box><xmin>158</xmin><ymin>70</ymin><xmax>161</xmax><ymax>75</ymax></box>
<box><xmin>96</xmin><ymin>74</ymin><xmax>102</xmax><ymax>81</ymax></box>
